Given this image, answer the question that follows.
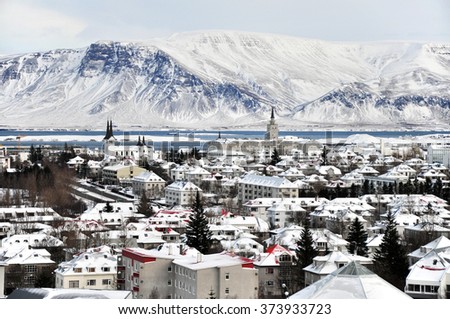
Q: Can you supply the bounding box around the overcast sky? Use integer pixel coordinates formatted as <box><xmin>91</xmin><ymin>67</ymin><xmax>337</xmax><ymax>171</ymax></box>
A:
<box><xmin>1</xmin><ymin>0</ymin><xmax>449</xmax><ymax>55</ymax></box>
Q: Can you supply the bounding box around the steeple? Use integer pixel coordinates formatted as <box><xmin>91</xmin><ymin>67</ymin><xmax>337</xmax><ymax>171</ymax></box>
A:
<box><xmin>137</xmin><ymin>136</ymin><xmax>142</xmax><ymax>146</ymax></box>
<box><xmin>103</xmin><ymin>119</ymin><xmax>115</xmax><ymax>140</ymax></box>
<box><xmin>265</xmin><ymin>107</ymin><xmax>279</xmax><ymax>141</ymax></box>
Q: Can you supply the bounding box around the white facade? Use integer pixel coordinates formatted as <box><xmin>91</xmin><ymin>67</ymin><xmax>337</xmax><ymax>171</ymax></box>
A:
<box><xmin>165</xmin><ymin>181</ymin><xmax>202</xmax><ymax>206</ymax></box>
<box><xmin>55</xmin><ymin>246</ymin><xmax>118</xmax><ymax>290</ymax></box>
<box><xmin>238</xmin><ymin>175</ymin><xmax>298</xmax><ymax>202</ymax></box>
<box><xmin>427</xmin><ymin>145</ymin><xmax>450</xmax><ymax>168</ymax></box>
<box><xmin>132</xmin><ymin>170</ymin><xmax>166</xmax><ymax>198</ymax></box>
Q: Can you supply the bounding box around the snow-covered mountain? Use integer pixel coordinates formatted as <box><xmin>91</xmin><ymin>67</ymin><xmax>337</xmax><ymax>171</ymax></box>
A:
<box><xmin>1</xmin><ymin>31</ymin><xmax>449</xmax><ymax>130</ymax></box>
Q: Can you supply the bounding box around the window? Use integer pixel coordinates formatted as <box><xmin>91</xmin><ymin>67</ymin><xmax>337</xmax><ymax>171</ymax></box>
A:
<box><xmin>168</xmin><ymin>280</ymin><xmax>172</xmax><ymax>286</ymax></box>
<box><xmin>69</xmin><ymin>280</ymin><xmax>79</xmax><ymax>288</ymax></box>
<box><xmin>73</xmin><ymin>267</ymin><xmax>82</xmax><ymax>273</ymax></box>
<box><xmin>101</xmin><ymin>267</ymin><xmax>110</xmax><ymax>272</ymax></box>
<box><xmin>225</xmin><ymin>288</ymin><xmax>230</xmax><ymax>294</ymax></box>
<box><xmin>225</xmin><ymin>273</ymin><xmax>230</xmax><ymax>280</ymax></box>
<box><xmin>266</xmin><ymin>268</ymin><xmax>274</xmax><ymax>274</ymax></box>
<box><xmin>88</xmin><ymin>267</ymin><xmax>96</xmax><ymax>272</ymax></box>
<box><xmin>267</xmin><ymin>280</ymin><xmax>274</xmax><ymax>286</ymax></box>
<box><xmin>25</xmin><ymin>265</ymin><xmax>37</xmax><ymax>273</ymax></box>
<box><xmin>102</xmin><ymin>279</ymin><xmax>112</xmax><ymax>285</ymax></box>
<box><xmin>168</xmin><ymin>266</ymin><xmax>172</xmax><ymax>272</ymax></box>
<box><xmin>407</xmin><ymin>284</ymin><xmax>420</xmax><ymax>292</ymax></box>
<box><xmin>24</xmin><ymin>275</ymin><xmax>35</xmax><ymax>285</ymax></box>
<box><xmin>87</xmin><ymin>279</ymin><xmax>96</xmax><ymax>286</ymax></box>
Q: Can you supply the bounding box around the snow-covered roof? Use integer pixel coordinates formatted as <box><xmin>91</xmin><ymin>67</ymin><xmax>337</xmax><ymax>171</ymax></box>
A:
<box><xmin>172</xmin><ymin>252</ymin><xmax>253</xmax><ymax>270</ymax></box>
<box><xmin>7</xmin><ymin>288</ymin><xmax>132</xmax><ymax>299</ymax></box>
<box><xmin>406</xmin><ymin>251</ymin><xmax>449</xmax><ymax>284</ymax></box>
<box><xmin>290</xmin><ymin>262</ymin><xmax>411</xmax><ymax>299</ymax></box>
<box><xmin>304</xmin><ymin>251</ymin><xmax>372</xmax><ymax>275</ymax></box>
<box><xmin>239</xmin><ymin>174</ymin><xmax>297</xmax><ymax>188</ymax></box>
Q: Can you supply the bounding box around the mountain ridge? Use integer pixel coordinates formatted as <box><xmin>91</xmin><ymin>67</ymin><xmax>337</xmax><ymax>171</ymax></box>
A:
<box><xmin>1</xmin><ymin>31</ymin><xmax>449</xmax><ymax>130</ymax></box>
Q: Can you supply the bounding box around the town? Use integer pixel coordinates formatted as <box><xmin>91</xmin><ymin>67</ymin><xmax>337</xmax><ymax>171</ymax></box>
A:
<box><xmin>1</xmin><ymin>111</ymin><xmax>450</xmax><ymax>299</ymax></box>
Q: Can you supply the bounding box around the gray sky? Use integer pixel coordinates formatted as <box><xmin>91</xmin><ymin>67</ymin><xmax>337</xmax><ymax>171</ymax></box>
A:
<box><xmin>1</xmin><ymin>0</ymin><xmax>449</xmax><ymax>55</ymax></box>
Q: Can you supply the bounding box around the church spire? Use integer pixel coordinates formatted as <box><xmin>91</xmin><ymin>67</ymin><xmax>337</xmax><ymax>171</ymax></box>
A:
<box><xmin>103</xmin><ymin>119</ymin><xmax>115</xmax><ymax>140</ymax></box>
<box><xmin>271</xmin><ymin>106</ymin><xmax>275</xmax><ymax>120</ymax></box>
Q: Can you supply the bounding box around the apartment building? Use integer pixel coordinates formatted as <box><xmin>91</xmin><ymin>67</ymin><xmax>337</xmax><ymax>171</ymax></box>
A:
<box><xmin>238</xmin><ymin>175</ymin><xmax>298</xmax><ymax>202</ymax></box>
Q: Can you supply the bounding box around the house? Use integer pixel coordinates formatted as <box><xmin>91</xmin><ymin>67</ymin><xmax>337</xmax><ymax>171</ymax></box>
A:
<box><xmin>289</xmin><ymin>261</ymin><xmax>411</xmax><ymax>299</ymax></box>
<box><xmin>267</xmin><ymin>201</ymin><xmax>306</xmax><ymax>228</ymax></box>
<box><xmin>405</xmin><ymin>250</ymin><xmax>450</xmax><ymax>299</ymax></box>
<box><xmin>132</xmin><ymin>170</ymin><xmax>166</xmax><ymax>198</ymax></box>
<box><xmin>164</xmin><ymin>181</ymin><xmax>202</xmax><ymax>206</ymax></box>
<box><xmin>79</xmin><ymin>202</ymin><xmax>144</xmax><ymax>229</ymax></box>
<box><xmin>408</xmin><ymin>236</ymin><xmax>450</xmax><ymax>266</ymax></box>
<box><xmin>303</xmin><ymin>250</ymin><xmax>373</xmax><ymax>286</ymax></box>
<box><xmin>66</xmin><ymin>156</ymin><xmax>85</xmax><ymax>169</ymax></box>
<box><xmin>253</xmin><ymin>244</ymin><xmax>296</xmax><ymax>299</ymax></box>
<box><xmin>54</xmin><ymin>246</ymin><xmax>118</xmax><ymax>290</ymax></box>
<box><xmin>0</xmin><ymin>246</ymin><xmax>56</xmax><ymax>295</ymax></box>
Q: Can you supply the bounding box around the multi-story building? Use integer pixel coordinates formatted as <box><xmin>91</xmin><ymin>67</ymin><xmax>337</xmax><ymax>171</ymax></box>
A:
<box><xmin>1</xmin><ymin>246</ymin><xmax>56</xmax><ymax>295</ymax></box>
<box><xmin>253</xmin><ymin>244</ymin><xmax>295</xmax><ymax>298</ymax></box>
<box><xmin>54</xmin><ymin>246</ymin><xmax>118</xmax><ymax>290</ymax></box>
<box><xmin>165</xmin><ymin>181</ymin><xmax>202</xmax><ymax>206</ymax></box>
<box><xmin>132</xmin><ymin>170</ymin><xmax>166</xmax><ymax>198</ymax></box>
<box><xmin>238</xmin><ymin>175</ymin><xmax>298</xmax><ymax>202</ymax></box>
<box><xmin>121</xmin><ymin>244</ymin><xmax>259</xmax><ymax>299</ymax></box>
<box><xmin>427</xmin><ymin>145</ymin><xmax>450</xmax><ymax>168</ymax></box>
<box><xmin>172</xmin><ymin>253</ymin><xmax>258</xmax><ymax>299</ymax></box>
<box><xmin>102</xmin><ymin>161</ymin><xmax>147</xmax><ymax>186</ymax></box>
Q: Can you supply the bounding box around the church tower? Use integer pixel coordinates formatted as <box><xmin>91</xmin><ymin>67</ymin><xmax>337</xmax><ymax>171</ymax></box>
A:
<box><xmin>265</xmin><ymin>107</ymin><xmax>279</xmax><ymax>140</ymax></box>
<box><xmin>102</xmin><ymin>119</ymin><xmax>116</xmax><ymax>155</ymax></box>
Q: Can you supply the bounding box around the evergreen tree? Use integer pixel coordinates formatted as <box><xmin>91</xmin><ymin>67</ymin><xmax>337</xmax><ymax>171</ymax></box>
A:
<box><xmin>295</xmin><ymin>220</ymin><xmax>318</xmax><ymax>289</ymax></box>
<box><xmin>373</xmin><ymin>211</ymin><xmax>409</xmax><ymax>289</ymax></box>
<box><xmin>137</xmin><ymin>190</ymin><xmax>154</xmax><ymax>218</ymax></box>
<box><xmin>186</xmin><ymin>192</ymin><xmax>212</xmax><ymax>254</ymax></box>
<box><xmin>208</xmin><ymin>288</ymin><xmax>216</xmax><ymax>299</ymax></box>
<box><xmin>104</xmin><ymin>201</ymin><xmax>114</xmax><ymax>212</ymax></box>
<box><xmin>346</xmin><ymin>217</ymin><xmax>369</xmax><ymax>256</ymax></box>
<box><xmin>270</xmin><ymin>148</ymin><xmax>281</xmax><ymax>165</ymax></box>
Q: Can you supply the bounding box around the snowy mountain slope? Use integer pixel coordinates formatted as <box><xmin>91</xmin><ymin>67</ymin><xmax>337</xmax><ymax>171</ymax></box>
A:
<box><xmin>0</xmin><ymin>31</ymin><xmax>449</xmax><ymax>129</ymax></box>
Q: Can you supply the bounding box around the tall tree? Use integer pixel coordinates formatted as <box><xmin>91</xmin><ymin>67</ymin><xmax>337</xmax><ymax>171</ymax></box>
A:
<box><xmin>137</xmin><ymin>190</ymin><xmax>154</xmax><ymax>218</ymax></box>
<box><xmin>373</xmin><ymin>211</ymin><xmax>409</xmax><ymax>289</ymax></box>
<box><xmin>270</xmin><ymin>148</ymin><xmax>281</xmax><ymax>165</ymax></box>
<box><xmin>346</xmin><ymin>217</ymin><xmax>369</xmax><ymax>256</ymax></box>
<box><xmin>295</xmin><ymin>220</ymin><xmax>318</xmax><ymax>289</ymax></box>
<box><xmin>186</xmin><ymin>192</ymin><xmax>212</xmax><ymax>254</ymax></box>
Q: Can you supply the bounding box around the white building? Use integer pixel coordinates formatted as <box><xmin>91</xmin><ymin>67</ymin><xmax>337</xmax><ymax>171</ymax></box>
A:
<box><xmin>164</xmin><ymin>181</ymin><xmax>202</xmax><ymax>206</ymax></box>
<box><xmin>405</xmin><ymin>250</ymin><xmax>450</xmax><ymax>299</ymax></box>
<box><xmin>303</xmin><ymin>250</ymin><xmax>373</xmax><ymax>286</ymax></box>
<box><xmin>54</xmin><ymin>246</ymin><xmax>118</xmax><ymax>290</ymax></box>
<box><xmin>132</xmin><ymin>170</ymin><xmax>166</xmax><ymax>198</ymax></box>
<box><xmin>427</xmin><ymin>145</ymin><xmax>450</xmax><ymax>167</ymax></box>
<box><xmin>238</xmin><ymin>174</ymin><xmax>298</xmax><ymax>202</ymax></box>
